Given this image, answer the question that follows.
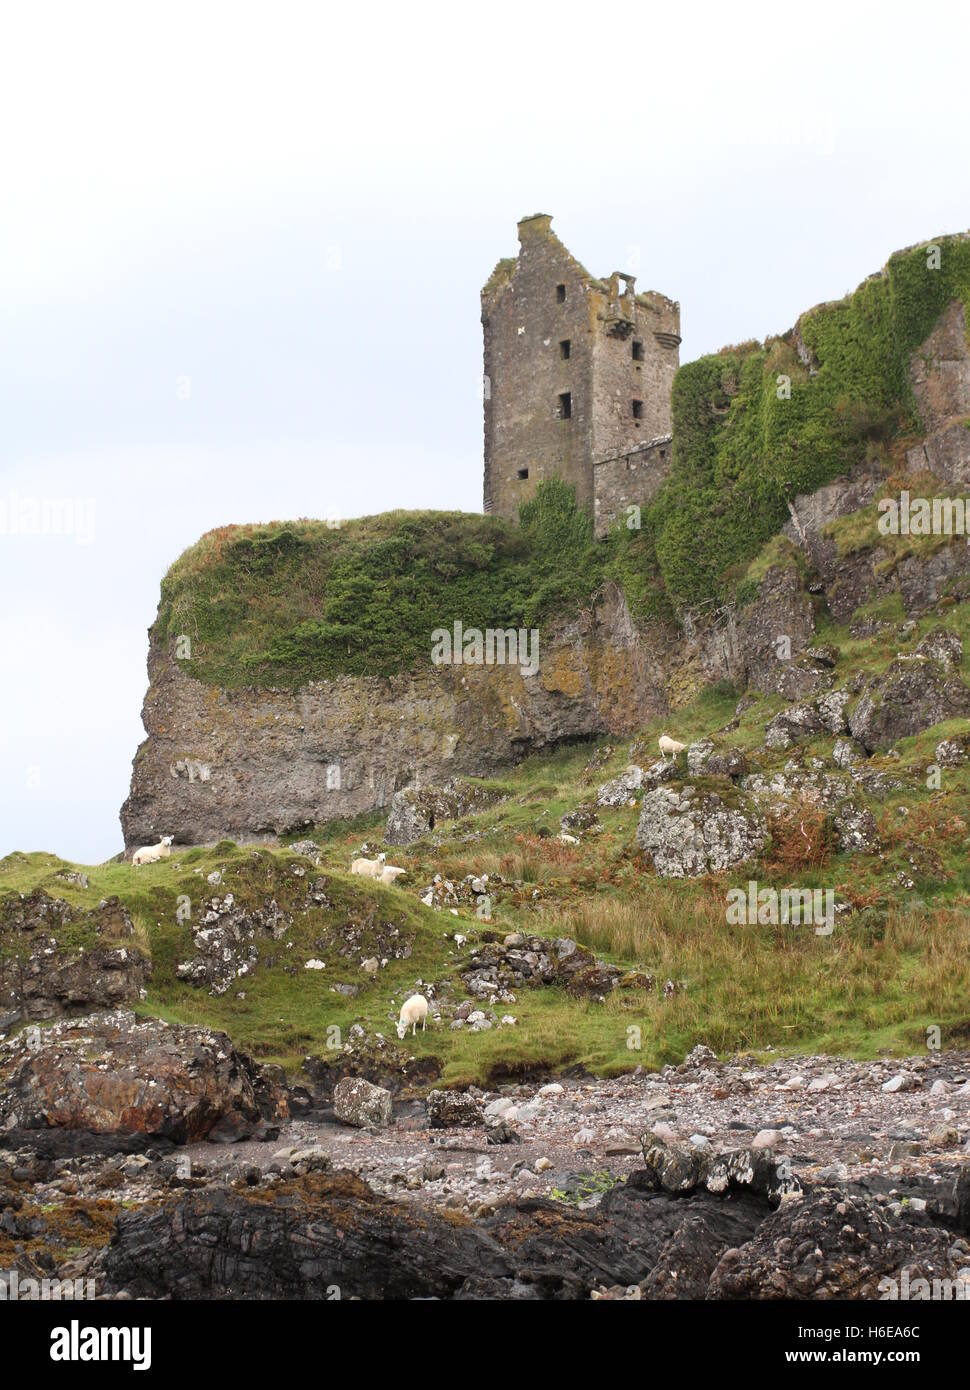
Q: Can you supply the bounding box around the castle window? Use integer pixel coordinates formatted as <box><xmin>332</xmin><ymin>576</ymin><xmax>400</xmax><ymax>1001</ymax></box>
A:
<box><xmin>557</xmin><ymin>392</ymin><xmax>572</xmax><ymax>420</ymax></box>
<box><xmin>518</xmin><ymin>467</ymin><xmax>529</xmax><ymax>480</ymax></box>
<box><xmin>559</xmin><ymin>339</ymin><xmax>570</xmax><ymax>359</ymax></box>
<box><xmin>632</xmin><ymin>340</ymin><xmax>644</xmax><ymax>361</ymax></box>
<box><xmin>556</xmin><ymin>283</ymin><xmax>566</xmax><ymax>303</ymax></box>
<box><xmin>632</xmin><ymin>399</ymin><xmax>643</xmax><ymax>420</ymax></box>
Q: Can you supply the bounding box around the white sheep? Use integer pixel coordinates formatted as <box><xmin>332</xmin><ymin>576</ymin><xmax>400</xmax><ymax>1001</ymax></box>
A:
<box><xmin>396</xmin><ymin>993</ymin><xmax>429</xmax><ymax>1039</ymax></box>
<box><xmin>378</xmin><ymin>864</ymin><xmax>407</xmax><ymax>886</ymax></box>
<box><xmin>351</xmin><ymin>852</ymin><xmax>386</xmax><ymax>878</ymax></box>
<box><xmin>658</xmin><ymin>735</ymin><xmax>686</xmax><ymax>761</ymax></box>
<box><xmin>132</xmin><ymin>835</ymin><xmax>174</xmax><ymax>865</ymax></box>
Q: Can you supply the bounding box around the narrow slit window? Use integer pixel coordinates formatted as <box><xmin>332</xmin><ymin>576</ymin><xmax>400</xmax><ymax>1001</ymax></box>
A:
<box><xmin>632</xmin><ymin>399</ymin><xmax>643</xmax><ymax>419</ymax></box>
<box><xmin>632</xmin><ymin>340</ymin><xmax>645</xmax><ymax>361</ymax></box>
<box><xmin>556</xmin><ymin>283</ymin><xmax>566</xmax><ymax>303</ymax></box>
<box><xmin>558</xmin><ymin>391</ymin><xmax>572</xmax><ymax>420</ymax></box>
<box><xmin>517</xmin><ymin>467</ymin><xmax>529</xmax><ymax>480</ymax></box>
<box><xmin>559</xmin><ymin>339</ymin><xmax>571</xmax><ymax>359</ymax></box>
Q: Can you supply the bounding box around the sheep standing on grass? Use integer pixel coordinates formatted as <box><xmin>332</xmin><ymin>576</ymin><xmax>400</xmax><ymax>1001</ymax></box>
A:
<box><xmin>132</xmin><ymin>835</ymin><xmax>174</xmax><ymax>865</ymax></box>
<box><xmin>379</xmin><ymin>864</ymin><xmax>406</xmax><ymax>886</ymax></box>
<box><xmin>351</xmin><ymin>852</ymin><xmax>386</xmax><ymax>878</ymax></box>
<box><xmin>658</xmin><ymin>735</ymin><xmax>686</xmax><ymax>761</ymax></box>
<box><xmin>396</xmin><ymin>993</ymin><xmax>429</xmax><ymax>1039</ymax></box>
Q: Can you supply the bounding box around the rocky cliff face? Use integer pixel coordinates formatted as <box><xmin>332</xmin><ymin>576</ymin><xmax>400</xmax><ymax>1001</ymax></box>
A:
<box><xmin>121</xmin><ymin>583</ymin><xmax>672</xmax><ymax>847</ymax></box>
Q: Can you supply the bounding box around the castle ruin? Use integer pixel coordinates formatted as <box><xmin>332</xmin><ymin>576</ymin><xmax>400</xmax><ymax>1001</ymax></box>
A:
<box><xmin>481</xmin><ymin>214</ymin><xmax>680</xmax><ymax>537</ymax></box>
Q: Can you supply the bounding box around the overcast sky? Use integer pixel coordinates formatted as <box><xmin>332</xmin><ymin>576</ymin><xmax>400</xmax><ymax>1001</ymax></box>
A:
<box><xmin>1</xmin><ymin>0</ymin><xmax>968</xmax><ymax>864</ymax></box>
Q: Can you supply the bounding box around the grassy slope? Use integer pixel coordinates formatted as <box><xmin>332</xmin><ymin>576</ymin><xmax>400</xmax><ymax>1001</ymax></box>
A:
<box><xmin>5</xmin><ymin>606</ymin><xmax>969</xmax><ymax>1082</ymax></box>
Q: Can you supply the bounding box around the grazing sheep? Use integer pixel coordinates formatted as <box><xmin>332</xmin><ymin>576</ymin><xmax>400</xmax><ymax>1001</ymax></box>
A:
<box><xmin>378</xmin><ymin>864</ymin><xmax>407</xmax><ymax>886</ymax></box>
<box><xmin>396</xmin><ymin>993</ymin><xmax>429</xmax><ymax>1039</ymax></box>
<box><xmin>351</xmin><ymin>852</ymin><xmax>386</xmax><ymax>878</ymax></box>
<box><xmin>132</xmin><ymin>835</ymin><xmax>174</xmax><ymax>866</ymax></box>
<box><xmin>658</xmin><ymin>734</ymin><xmax>686</xmax><ymax>760</ymax></box>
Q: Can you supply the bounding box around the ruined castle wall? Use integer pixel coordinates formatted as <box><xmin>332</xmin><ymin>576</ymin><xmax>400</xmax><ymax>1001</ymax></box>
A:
<box><xmin>589</xmin><ymin>292</ymin><xmax>680</xmax><ymax>465</ymax></box>
<box><xmin>593</xmin><ymin>436</ymin><xmax>673</xmax><ymax>537</ymax></box>
<box><xmin>483</xmin><ymin>216</ymin><xmax>596</xmax><ymax>522</ymax></box>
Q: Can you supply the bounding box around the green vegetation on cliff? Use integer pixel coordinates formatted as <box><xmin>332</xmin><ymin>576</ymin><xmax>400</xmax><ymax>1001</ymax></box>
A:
<box><xmin>158</xmin><ymin>481</ymin><xmax>604</xmax><ymax>687</ymax></box>
<box><xmin>648</xmin><ymin>235</ymin><xmax>970</xmax><ymax>609</ymax></box>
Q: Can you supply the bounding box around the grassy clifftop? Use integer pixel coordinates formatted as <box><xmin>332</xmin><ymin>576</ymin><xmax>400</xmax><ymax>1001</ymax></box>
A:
<box><xmin>156</xmin><ymin>485</ymin><xmax>615</xmax><ymax>688</ymax></box>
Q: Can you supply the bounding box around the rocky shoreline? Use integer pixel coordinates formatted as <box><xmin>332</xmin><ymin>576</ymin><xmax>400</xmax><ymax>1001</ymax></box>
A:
<box><xmin>3</xmin><ymin>1020</ymin><xmax>968</xmax><ymax>1300</ymax></box>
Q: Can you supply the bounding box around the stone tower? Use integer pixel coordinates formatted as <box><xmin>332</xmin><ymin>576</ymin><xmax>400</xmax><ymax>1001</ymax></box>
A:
<box><xmin>481</xmin><ymin>214</ymin><xmax>680</xmax><ymax>536</ymax></box>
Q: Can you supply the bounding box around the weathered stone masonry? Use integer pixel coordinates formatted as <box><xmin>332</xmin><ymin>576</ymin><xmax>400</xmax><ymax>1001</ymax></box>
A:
<box><xmin>482</xmin><ymin>213</ymin><xmax>680</xmax><ymax>536</ymax></box>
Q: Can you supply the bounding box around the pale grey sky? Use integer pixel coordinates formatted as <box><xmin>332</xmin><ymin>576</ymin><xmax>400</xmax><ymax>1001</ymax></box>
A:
<box><xmin>1</xmin><ymin>0</ymin><xmax>967</xmax><ymax>862</ymax></box>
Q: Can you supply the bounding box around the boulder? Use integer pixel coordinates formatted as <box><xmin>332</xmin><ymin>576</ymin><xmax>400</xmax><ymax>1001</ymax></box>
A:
<box><xmin>740</xmin><ymin>768</ymin><xmax>877</xmax><ymax>854</ymax></box>
<box><xmin>636</xmin><ymin>785</ymin><xmax>766</xmax><ymax>878</ymax></box>
<box><xmin>640</xmin><ymin>759</ymin><xmax>682</xmax><ymax>790</ymax></box>
<box><xmin>0</xmin><ymin>1010</ymin><xmax>260</xmax><ymax>1143</ymax></box>
<box><xmin>708</xmin><ymin>1186</ymin><xmax>963</xmax><ymax>1300</ymax></box>
<box><xmin>764</xmin><ymin>704</ymin><xmax>823</xmax><ymax>751</ymax></box>
<box><xmin>916</xmin><ymin>628</ymin><xmax>963</xmax><ymax>671</ymax></box>
<box><xmin>832</xmin><ymin>737</ymin><xmax>864</xmax><ymax>768</ymax></box>
<box><xmin>426</xmin><ymin>1088</ymin><xmax>485</xmax><ymax>1129</ymax></box>
<box><xmin>595</xmin><ymin>766</ymin><xmax>644</xmax><ymax>807</ymax></box>
<box><xmin>816</xmin><ymin>688</ymin><xmax>852</xmax><ymax>735</ymax></box>
<box><xmin>560</xmin><ymin>803</ymin><xmax>599</xmax><ymax>833</ymax></box>
<box><xmin>289</xmin><ymin>839</ymin><xmax>321</xmax><ymax>859</ymax></box>
<box><xmin>638</xmin><ymin>1135</ymin><xmax>799</xmax><ymax>1205</ymax></box>
<box><xmin>741</xmin><ymin>769</ymin><xmax>849</xmax><ymax>811</ymax></box>
<box><xmin>806</xmin><ymin>645</ymin><xmax>839</xmax><ymax>669</ymax></box>
<box><xmin>772</xmin><ymin>664</ymin><xmax>832</xmax><ymax>702</ymax></box>
<box><xmin>687</xmin><ymin>740</ymin><xmax>714</xmax><ymax>776</ymax></box>
<box><xmin>639</xmin><ymin>1138</ymin><xmax>711</xmax><ymax>1192</ymax></box>
<box><xmin>705</xmin><ymin>748</ymin><xmax>749</xmax><ymax>780</ymax></box>
<box><xmin>332</xmin><ymin>1076</ymin><xmax>393</xmax><ymax>1129</ymax></box>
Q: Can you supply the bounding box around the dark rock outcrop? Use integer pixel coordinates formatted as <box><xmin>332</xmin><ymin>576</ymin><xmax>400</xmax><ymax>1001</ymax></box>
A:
<box><xmin>0</xmin><ymin>892</ymin><xmax>150</xmax><ymax>1031</ymax></box>
<box><xmin>848</xmin><ymin>630</ymin><xmax>970</xmax><ymax>752</ymax></box>
<box><xmin>94</xmin><ymin>1166</ymin><xmax>769</xmax><ymax>1301</ymax></box>
<box><xmin>93</xmin><ymin>1156</ymin><xmax>970</xmax><ymax>1300</ymax></box>
<box><xmin>709</xmin><ymin>1184</ymin><xmax>968</xmax><ymax>1300</ymax></box>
